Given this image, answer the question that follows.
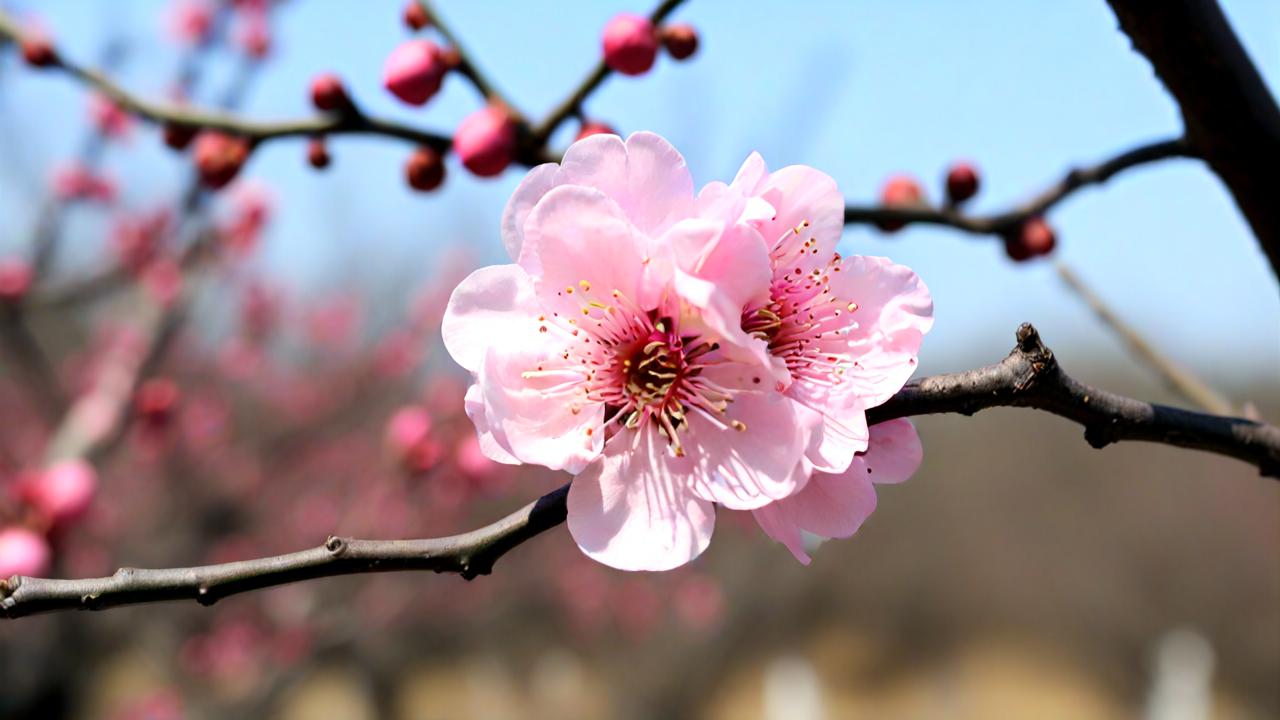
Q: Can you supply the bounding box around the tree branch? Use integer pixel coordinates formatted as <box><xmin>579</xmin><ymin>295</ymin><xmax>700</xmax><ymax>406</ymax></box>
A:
<box><xmin>530</xmin><ymin>0</ymin><xmax>689</xmax><ymax>146</ymax></box>
<box><xmin>1105</xmin><ymin>0</ymin><xmax>1280</xmax><ymax>277</ymax></box>
<box><xmin>2</xmin><ymin>323</ymin><xmax>1276</xmax><ymax>618</ymax></box>
<box><xmin>843</xmin><ymin>137</ymin><xmax>1195</xmax><ymax>235</ymax></box>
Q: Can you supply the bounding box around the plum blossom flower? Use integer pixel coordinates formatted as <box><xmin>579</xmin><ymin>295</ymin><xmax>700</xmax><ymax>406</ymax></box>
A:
<box><xmin>444</xmin><ymin>132</ymin><xmax>931</xmax><ymax>570</ymax></box>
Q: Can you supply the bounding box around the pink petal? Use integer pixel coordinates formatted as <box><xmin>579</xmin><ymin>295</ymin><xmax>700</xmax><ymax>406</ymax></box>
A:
<box><xmin>751</xmin><ymin>501</ymin><xmax>811</xmax><ymax>565</ymax></box>
<box><xmin>463</xmin><ymin>384</ymin><xmax>521</xmax><ymax>465</ymax></box>
<box><xmin>830</xmin><ymin>256</ymin><xmax>934</xmax><ymax>407</ymax></box>
<box><xmin>501</xmin><ymin>162</ymin><xmax>559</xmax><ymax>263</ymax></box>
<box><xmin>558</xmin><ymin>131</ymin><xmax>695</xmax><ymax>237</ymax></box>
<box><xmin>442</xmin><ymin>264</ymin><xmax>537</xmax><ymax>373</ymax></box>
<box><xmin>568</xmin><ymin>428</ymin><xmax>715</xmax><ymax>571</ymax></box>
<box><xmin>477</xmin><ymin>339</ymin><xmax>604</xmax><ymax>474</ymax></box>
<box><xmin>684</xmin><ymin>391</ymin><xmax>814</xmax><ymax>510</ymax></box>
<box><xmin>859</xmin><ymin>418</ymin><xmax>923</xmax><ymax>485</ymax></box>
<box><xmin>519</xmin><ymin>185</ymin><xmax>658</xmax><ymax>322</ymax></box>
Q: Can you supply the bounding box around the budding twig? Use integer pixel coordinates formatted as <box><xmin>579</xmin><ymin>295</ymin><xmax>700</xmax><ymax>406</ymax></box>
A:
<box><xmin>842</xmin><ymin>138</ymin><xmax>1195</xmax><ymax>235</ymax></box>
<box><xmin>3</xmin><ymin>323</ymin><xmax>1275</xmax><ymax>619</ymax></box>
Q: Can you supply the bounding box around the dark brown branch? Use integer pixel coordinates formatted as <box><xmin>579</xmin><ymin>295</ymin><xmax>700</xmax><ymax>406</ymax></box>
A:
<box><xmin>3</xmin><ymin>324</ymin><xmax>1277</xmax><ymax>618</ymax></box>
<box><xmin>843</xmin><ymin>138</ymin><xmax>1195</xmax><ymax>235</ymax></box>
<box><xmin>1106</xmin><ymin>0</ymin><xmax>1280</xmax><ymax>278</ymax></box>
<box><xmin>0</xmin><ymin>485</ymin><xmax>569</xmax><ymax>618</ymax></box>
<box><xmin>866</xmin><ymin>324</ymin><xmax>1280</xmax><ymax>476</ymax></box>
<box><xmin>530</xmin><ymin>0</ymin><xmax>688</xmax><ymax>146</ymax></box>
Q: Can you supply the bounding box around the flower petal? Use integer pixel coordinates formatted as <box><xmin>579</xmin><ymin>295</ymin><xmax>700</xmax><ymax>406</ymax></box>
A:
<box><xmin>831</xmin><ymin>256</ymin><xmax>934</xmax><ymax>407</ymax></box>
<box><xmin>442</xmin><ymin>264</ymin><xmax>538</xmax><ymax>373</ymax></box>
<box><xmin>558</xmin><ymin>131</ymin><xmax>695</xmax><ymax>237</ymax></box>
<box><xmin>463</xmin><ymin>383</ymin><xmax>521</xmax><ymax>465</ymax></box>
<box><xmin>684</xmin><ymin>392</ymin><xmax>815</xmax><ymax>510</ymax></box>
<box><xmin>568</xmin><ymin>427</ymin><xmax>715</xmax><ymax>571</ymax></box>
<box><xmin>501</xmin><ymin>162</ymin><xmax>559</xmax><ymax>262</ymax></box>
<box><xmin>859</xmin><ymin>418</ymin><xmax>923</xmax><ymax>485</ymax></box>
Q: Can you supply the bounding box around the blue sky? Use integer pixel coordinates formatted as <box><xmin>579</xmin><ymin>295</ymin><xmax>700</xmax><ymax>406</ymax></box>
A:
<box><xmin>1</xmin><ymin>0</ymin><xmax>1277</xmax><ymax>388</ymax></box>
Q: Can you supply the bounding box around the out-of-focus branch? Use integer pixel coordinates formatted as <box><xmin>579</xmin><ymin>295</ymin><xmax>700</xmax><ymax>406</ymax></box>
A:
<box><xmin>843</xmin><ymin>138</ymin><xmax>1195</xmax><ymax>235</ymax></box>
<box><xmin>1106</xmin><ymin>0</ymin><xmax>1280</xmax><ymax>278</ymax></box>
<box><xmin>1054</xmin><ymin>262</ymin><xmax>1236</xmax><ymax>416</ymax></box>
<box><xmin>530</xmin><ymin>0</ymin><xmax>688</xmax><ymax>146</ymax></box>
<box><xmin>3</xmin><ymin>323</ymin><xmax>1277</xmax><ymax>618</ymax></box>
<box><xmin>0</xmin><ymin>9</ymin><xmax>455</xmax><ymax>152</ymax></box>
<box><xmin>0</xmin><ymin>306</ymin><xmax>66</xmax><ymax>423</ymax></box>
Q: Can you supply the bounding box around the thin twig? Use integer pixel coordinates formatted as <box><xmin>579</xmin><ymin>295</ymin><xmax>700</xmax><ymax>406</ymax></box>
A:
<box><xmin>1054</xmin><ymin>262</ymin><xmax>1235</xmax><ymax>416</ymax></box>
<box><xmin>843</xmin><ymin>138</ymin><xmax>1195</xmax><ymax>235</ymax></box>
<box><xmin>413</xmin><ymin>0</ymin><xmax>517</xmax><ymax>114</ymax></box>
<box><xmin>530</xmin><ymin>0</ymin><xmax>689</xmax><ymax>146</ymax></box>
<box><xmin>3</xmin><ymin>323</ymin><xmax>1277</xmax><ymax>618</ymax></box>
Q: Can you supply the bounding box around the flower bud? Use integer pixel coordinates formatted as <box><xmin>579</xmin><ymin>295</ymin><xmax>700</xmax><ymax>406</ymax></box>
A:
<box><xmin>576</xmin><ymin>121</ymin><xmax>617</xmax><ymax>141</ymax></box>
<box><xmin>382</xmin><ymin>39</ymin><xmax>449</xmax><ymax>106</ymax></box>
<box><xmin>193</xmin><ymin>132</ymin><xmax>251</xmax><ymax>189</ymax></box>
<box><xmin>1013</xmin><ymin>216</ymin><xmax>1056</xmax><ymax>259</ymax></box>
<box><xmin>603</xmin><ymin>14</ymin><xmax>658</xmax><ymax>76</ymax></box>
<box><xmin>877</xmin><ymin>174</ymin><xmax>924</xmax><ymax>233</ymax></box>
<box><xmin>162</xmin><ymin>122</ymin><xmax>197</xmax><ymax>151</ymax></box>
<box><xmin>0</xmin><ymin>259</ymin><xmax>33</xmax><ymax>303</ymax></box>
<box><xmin>307</xmin><ymin>137</ymin><xmax>331</xmax><ymax>169</ymax></box>
<box><xmin>136</xmin><ymin>377</ymin><xmax>180</xmax><ymax>428</ymax></box>
<box><xmin>0</xmin><ymin>527</ymin><xmax>50</xmax><ymax>578</ymax></box>
<box><xmin>20</xmin><ymin>36</ymin><xmax>57</xmax><ymax>68</ymax></box>
<box><xmin>659</xmin><ymin>24</ymin><xmax>699</xmax><ymax>61</ymax></box>
<box><xmin>309</xmin><ymin>73</ymin><xmax>350</xmax><ymax>112</ymax></box>
<box><xmin>405</xmin><ymin>146</ymin><xmax>445</xmax><ymax>191</ymax></box>
<box><xmin>454</xmin><ymin>105</ymin><xmax>517</xmax><ymax>177</ymax></box>
<box><xmin>945</xmin><ymin>161</ymin><xmax>980</xmax><ymax>204</ymax></box>
<box><xmin>402</xmin><ymin>1</ymin><xmax>430</xmax><ymax>31</ymax></box>
<box><xmin>22</xmin><ymin>459</ymin><xmax>98</xmax><ymax>524</ymax></box>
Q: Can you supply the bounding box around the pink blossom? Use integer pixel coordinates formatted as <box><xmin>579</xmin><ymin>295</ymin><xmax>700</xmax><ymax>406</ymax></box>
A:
<box><xmin>0</xmin><ymin>527</ymin><xmax>50</xmax><ymax>577</ymax></box>
<box><xmin>166</xmin><ymin>0</ymin><xmax>214</xmax><ymax>46</ymax></box>
<box><xmin>87</xmin><ymin>93</ymin><xmax>132</xmax><ymax>139</ymax></box>
<box><xmin>20</xmin><ymin>458</ymin><xmax>98</xmax><ymax>524</ymax></box>
<box><xmin>385</xmin><ymin>406</ymin><xmax>431</xmax><ymax>459</ymax></box>
<box><xmin>753</xmin><ymin>418</ymin><xmax>924</xmax><ymax>564</ymax></box>
<box><xmin>453</xmin><ymin>105</ymin><xmax>517</xmax><ymax>177</ymax></box>
<box><xmin>51</xmin><ymin>163</ymin><xmax>116</xmax><ymax>202</ymax></box>
<box><xmin>445</xmin><ymin>133</ymin><xmax>817</xmax><ymax>570</ymax></box>
<box><xmin>0</xmin><ymin>258</ymin><xmax>33</xmax><ymax>302</ymax></box>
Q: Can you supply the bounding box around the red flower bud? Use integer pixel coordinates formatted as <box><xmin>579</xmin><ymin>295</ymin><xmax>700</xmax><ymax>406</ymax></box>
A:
<box><xmin>576</xmin><ymin>121</ymin><xmax>617</xmax><ymax>141</ymax></box>
<box><xmin>20</xmin><ymin>36</ymin><xmax>57</xmax><ymax>68</ymax></box>
<box><xmin>405</xmin><ymin>146</ymin><xmax>445</xmax><ymax>191</ymax></box>
<box><xmin>0</xmin><ymin>259</ymin><xmax>33</xmax><ymax>303</ymax></box>
<box><xmin>454</xmin><ymin>106</ymin><xmax>517</xmax><ymax>178</ymax></box>
<box><xmin>402</xmin><ymin>1</ymin><xmax>430</xmax><ymax>31</ymax></box>
<box><xmin>603</xmin><ymin>14</ymin><xmax>658</xmax><ymax>76</ymax></box>
<box><xmin>660</xmin><ymin>24</ymin><xmax>699</xmax><ymax>61</ymax></box>
<box><xmin>309</xmin><ymin>73</ymin><xmax>350</xmax><ymax>112</ymax></box>
<box><xmin>136</xmin><ymin>378</ymin><xmax>180</xmax><ymax>428</ymax></box>
<box><xmin>193</xmin><ymin>132</ymin><xmax>251</xmax><ymax>189</ymax></box>
<box><xmin>945</xmin><ymin>161</ymin><xmax>980</xmax><ymax>204</ymax></box>
<box><xmin>307</xmin><ymin>137</ymin><xmax>331</xmax><ymax>169</ymax></box>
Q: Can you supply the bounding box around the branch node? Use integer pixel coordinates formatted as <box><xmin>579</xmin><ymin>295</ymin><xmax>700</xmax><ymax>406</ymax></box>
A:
<box><xmin>195</xmin><ymin>586</ymin><xmax>216</xmax><ymax>606</ymax></box>
<box><xmin>325</xmin><ymin>535</ymin><xmax>347</xmax><ymax>557</ymax></box>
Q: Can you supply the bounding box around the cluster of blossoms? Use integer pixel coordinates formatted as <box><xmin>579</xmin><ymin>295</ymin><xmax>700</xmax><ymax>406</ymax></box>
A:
<box><xmin>444</xmin><ymin>133</ymin><xmax>933</xmax><ymax>570</ymax></box>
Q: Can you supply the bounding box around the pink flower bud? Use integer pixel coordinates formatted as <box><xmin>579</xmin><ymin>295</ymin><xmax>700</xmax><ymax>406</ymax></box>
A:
<box><xmin>454</xmin><ymin>105</ymin><xmax>517</xmax><ymax>177</ymax></box>
<box><xmin>659</xmin><ymin>24</ymin><xmax>699</xmax><ymax>61</ymax></box>
<box><xmin>0</xmin><ymin>527</ymin><xmax>50</xmax><ymax>578</ymax></box>
<box><xmin>385</xmin><ymin>406</ymin><xmax>430</xmax><ymax>457</ymax></box>
<box><xmin>877</xmin><ymin>174</ymin><xmax>924</xmax><ymax>232</ymax></box>
<box><xmin>88</xmin><ymin>93</ymin><xmax>132</xmax><ymax>139</ymax></box>
<box><xmin>0</xmin><ymin>259</ymin><xmax>33</xmax><ymax>303</ymax></box>
<box><xmin>602</xmin><ymin>14</ymin><xmax>658</xmax><ymax>76</ymax></box>
<box><xmin>236</xmin><ymin>13</ymin><xmax>271</xmax><ymax>58</ymax></box>
<box><xmin>24</xmin><ymin>459</ymin><xmax>98</xmax><ymax>524</ymax></box>
<box><xmin>167</xmin><ymin>0</ymin><xmax>214</xmax><ymax>46</ymax></box>
<box><xmin>382</xmin><ymin>40</ymin><xmax>449</xmax><ymax>106</ymax></box>
<box><xmin>1005</xmin><ymin>216</ymin><xmax>1056</xmax><ymax>261</ymax></box>
<box><xmin>576</xmin><ymin>121</ymin><xmax>617</xmax><ymax>141</ymax></box>
<box><xmin>945</xmin><ymin>161</ymin><xmax>980</xmax><ymax>204</ymax></box>
<box><xmin>193</xmin><ymin>132</ymin><xmax>251</xmax><ymax>189</ymax></box>
<box><xmin>51</xmin><ymin>164</ymin><xmax>116</xmax><ymax>203</ymax></box>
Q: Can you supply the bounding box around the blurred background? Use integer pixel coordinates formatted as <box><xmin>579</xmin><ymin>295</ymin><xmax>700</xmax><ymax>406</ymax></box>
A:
<box><xmin>0</xmin><ymin>1</ymin><xmax>1276</xmax><ymax>718</ymax></box>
